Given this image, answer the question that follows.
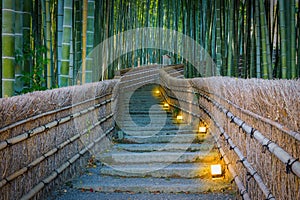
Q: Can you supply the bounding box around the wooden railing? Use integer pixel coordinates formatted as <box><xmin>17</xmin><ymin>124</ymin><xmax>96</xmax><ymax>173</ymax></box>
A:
<box><xmin>159</xmin><ymin>65</ymin><xmax>299</xmax><ymax>200</ymax></box>
<box><xmin>0</xmin><ymin>81</ymin><xmax>118</xmax><ymax>200</ymax></box>
<box><xmin>0</xmin><ymin>65</ymin><xmax>298</xmax><ymax>200</ymax></box>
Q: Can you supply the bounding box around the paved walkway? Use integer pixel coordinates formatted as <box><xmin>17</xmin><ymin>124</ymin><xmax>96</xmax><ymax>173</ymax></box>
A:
<box><xmin>49</xmin><ymin>189</ymin><xmax>235</xmax><ymax>200</ymax></box>
<box><xmin>48</xmin><ymin>84</ymin><xmax>236</xmax><ymax>199</ymax></box>
<box><xmin>48</xmin><ymin>164</ymin><xmax>236</xmax><ymax>200</ymax></box>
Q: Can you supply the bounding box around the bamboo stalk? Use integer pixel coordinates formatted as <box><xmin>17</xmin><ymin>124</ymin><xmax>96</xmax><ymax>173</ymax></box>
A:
<box><xmin>57</xmin><ymin>0</ymin><xmax>64</xmax><ymax>86</ymax></box>
<box><xmin>289</xmin><ymin>0</ymin><xmax>296</xmax><ymax>79</ymax></box>
<box><xmin>215</xmin><ymin>0</ymin><xmax>222</xmax><ymax>76</ymax></box>
<box><xmin>254</xmin><ymin>0</ymin><xmax>261</xmax><ymax>78</ymax></box>
<box><xmin>229</xmin><ymin>114</ymin><xmax>300</xmax><ymax>178</ymax></box>
<box><xmin>258</xmin><ymin>0</ymin><xmax>272</xmax><ymax>79</ymax></box>
<box><xmin>45</xmin><ymin>0</ymin><xmax>53</xmax><ymax>88</ymax></box>
<box><xmin>278</xmin><ymin>0</ymin><xmax>287</xmax><ymax>78</ymax></box>
<box><xmin>59</xmin><ymin>0</ymin><xmax>73</xmax><ymax>86</ymax></box>
<box><xmin>22</xmin><ymin>0</ymin><xmax>32</xmax><ymax>82</ymax></box>
<box><xmin>85</xmin><ymin>0</ymin><xmax>95</xmax><ymax>83</ymax></box>
<box><xmin>20</xmin><ymin>182</ymin><xmax>44</xmax><ymax>200</ymax></box>
<box><xmin>214</xmin><ymin>138</ymin><xmax>251</xmax><ymax>200</ymax></box>
<box><xmin>2</xmin><ymin>0</ymin><xmax>16</xmax><ymax>97</ymax></box>
<box><xmin>81</xmin><ymin>0</ymin><xmax>88</xmax><ymax>84</ymax></box>
<box><xmin>14</xmin><ymin>0</ymin><xmax>24</xmax><ymax>93</ymax></box>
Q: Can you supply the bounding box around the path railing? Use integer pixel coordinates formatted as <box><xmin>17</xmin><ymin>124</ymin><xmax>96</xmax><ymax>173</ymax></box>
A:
<box><xmin>159</xmin><ymin>65</ymin><xmax>300</xmax><ymax>200</ymax></box>
<box><xmin>0</xmin><ymin>65</ymin><xmax>299</xmax><ymax>200</ymax></box>
<box><xmin>0</xmin><ymin>81</ymin><xmax>118</xmax><ymax>200</ymax></box>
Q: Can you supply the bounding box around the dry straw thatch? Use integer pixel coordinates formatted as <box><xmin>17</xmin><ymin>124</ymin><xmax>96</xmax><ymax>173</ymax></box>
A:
<box><xmin>190</xmin><ymin>77</ymin><xmax>300</xmax><ymax>200</ymax></box>
<box><xmin>160</xmin><ymin>65</ymin><xmax>299</xmax><ymax>200</ymax></box>
<box><xmin>191</xmin><ymin>77</ymin><xmax>300</xmax><ymax>133</ymax></box>
<box><xmin>0</xmin><ymin>80</ymin><xmax>118</xmax><ymax>200</ymax></box>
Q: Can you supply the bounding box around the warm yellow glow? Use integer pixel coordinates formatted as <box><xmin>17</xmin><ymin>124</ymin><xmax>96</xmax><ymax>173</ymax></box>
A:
<box><xmin>163</xmin><ymin>103</ymin><xmax>169</xmax><ymax>109</ymax></box>
<box><xmin>155</xmin><ymin>90</ymin><xmax>160</xmax><ymax>94</ymax></box>
<box><xmin>211</xmin><ymin>164</ymin><xmax>222</xmax><ymax>176</ymax></box>
<box><xmin>199</xmin><ymin>126</ymin><xmax>207</xmax><ymax>133</ymax></box>
<box><xmin>176</xmin><ymin>115</ymin><xmax>183</xmax><ymax>120</ymax></box>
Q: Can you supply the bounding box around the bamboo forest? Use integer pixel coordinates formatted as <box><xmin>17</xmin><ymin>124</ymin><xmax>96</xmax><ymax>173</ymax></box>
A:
<box><xmin>1</xmin><ymin>1</ymin><xmax>300</xmax><ymax>199</ymax></box>
<box><xmin>1</xmin><ymin>0</ymin><xmax>300</xmax><ymax>97</ymax></box>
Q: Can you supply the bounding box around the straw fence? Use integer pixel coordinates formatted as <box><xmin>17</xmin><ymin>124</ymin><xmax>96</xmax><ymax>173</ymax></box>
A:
<box><xmin>159</xmin><ymin>65</ymin><xmax>299</xmax><ymax>200</ymax></box>
<box><xmin>0</xmin><ymin>64</ymin><xmax>298</xmax><ymax>200</ymax></box>
<box><xmin>0</xmin><ymin>80</ymin><xmax>118</xmax><ymax>200</ymax></box>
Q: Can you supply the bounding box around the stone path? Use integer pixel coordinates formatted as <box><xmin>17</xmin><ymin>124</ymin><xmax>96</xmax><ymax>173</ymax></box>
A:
<box><xmin>48</xmin><ymin>84</ymin><xmax>236</xmax><ymax>199</ymax></box>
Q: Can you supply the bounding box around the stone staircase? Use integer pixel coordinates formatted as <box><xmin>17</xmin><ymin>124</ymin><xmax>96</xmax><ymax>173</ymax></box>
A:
<box><xmin>70</xmin><ymin>84</ymin><xmax>233</xmax><ymax>195</ymax></box>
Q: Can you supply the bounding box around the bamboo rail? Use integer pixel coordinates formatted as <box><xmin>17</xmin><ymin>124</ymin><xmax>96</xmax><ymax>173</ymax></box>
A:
<box><xmin>159</xmin><ymin>65</ymin><xmax>299</xmax><ymax>199</ymax></box>
<box><xmin>0</xmin><ymin>80</ymin><xmax>118</xmax><ymax>199</ymax></box>
<box><xmin>194</xmin><ymin>87</ymin><xmax>300</xmax><ymax>142</ymax></box>
<box><xmin>0</xmin><ymin>112</ymin><xmax>113</xmax><ymax>189</ymax></box>
<box><xmin>160</xmin><ymin>74</ymin><xmax>300</xmax><ymax>178</ymax></box>
<box><xmin>161</xmin><ymin>81</ymin><xmax>300</xmax><ymax>176</ymax></box>
<box><xmin>158</xmin><ymin>82</ymin><xmax>252</xmax><ymax>198</ymax></box>
<box><xmin>0</xmin><ymin>91</ymin><xmax>112</xmax><ymax>133</ymax></box>
<box><xmin>197</xmin><ymin>91</ymin><xmax>300</xmax><ymax>178</ymax></box>
<box><xmin>20</xmin><ymin>126</ymin><xmax>115</xmax><ymax>200</ymax></box>
<box><xmin>0</xmin><ymin>97</ymin><xmax>113</xmax><ymax>151</ymax></box>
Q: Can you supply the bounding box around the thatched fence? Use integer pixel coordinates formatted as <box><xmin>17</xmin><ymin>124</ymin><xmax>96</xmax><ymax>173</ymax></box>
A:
<box><xmin>159</xmin><ymin>65</ymin><xmax>300</xmax><ymax>200</ymax></box>
<box><xmin>0</xmin><ymin>64</ymin><xmax>299</xmax><ymax>200</ymax></box>
<box><xmin>0</xmin><ymin>80</ymin><xmax>118</xmax><ymax>200</ymax></box>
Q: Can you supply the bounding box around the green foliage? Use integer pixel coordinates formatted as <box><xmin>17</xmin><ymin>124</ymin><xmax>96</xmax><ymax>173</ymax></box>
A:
<box><xmin>172</xmin><ymin>107</ymin><xmax>179</xmax><ymax>117</ymax></box>
<box><xmin>15</xmin><ymin>45</ymin><xmax>47</xmax><ymax>94</ymax></box>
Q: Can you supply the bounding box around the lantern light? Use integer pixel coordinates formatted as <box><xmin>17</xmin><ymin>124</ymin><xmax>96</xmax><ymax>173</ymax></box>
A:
<box><xmin>211</xmin><ymin>164</ymin><xmax>222</xmax><ymax>177</ymax></box>
<box><xmin>198</xmin><ymin>126</ymin><xmax>207</xmax><ymax>133</ymax></box>
<box><xmin>176</xmin><ymin>115</ymin><xmax>183</xmax><ymax>120</ymax></box>
<box><xmin>163</xmin><ymin>103</ymin><xmax>169</xmax><ymax>109</ymax></box>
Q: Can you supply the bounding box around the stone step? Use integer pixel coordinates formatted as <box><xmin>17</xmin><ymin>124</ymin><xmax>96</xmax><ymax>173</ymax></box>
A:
<box><xmin>99</xmin><ymin>150</ymin><xmax>219</xmax><ymax>164</ymax></box>
<box><xmin>119</xmin><ymin>97</ymin><xmax>162</xmax><ymax>101</ymax></box>
<box><xmin>119</xmin><ymin>118</ymin><xmax>175</xmax><ymax>124</ymax></box>
<box><xmin>127</xmin><ymin>100</ymin><xmax>163</xmax><ymax>103</ymax></box>
<box><xmin>115</xmin><ymin>123</ymin><xmax>180</xmax><ymax>129</ymax></box>
<box><xmin>120</xmin><ymin>95</ymin><xmax>162</xmax><ymax>100</ymax></box>
<box><xmin>127</xmin><ymin>97</ymin><xmax>163</xmax><ymax>101</ymax></box>
<box><xmin>116</xmin><ymin>124</ymin><xmax>188</xmax><ymax>132</ymax></box>
<box><xmin>117</xmin><ymin>113</ymin><xmax>173</xmax><ymax>117</ymax></box>
<box><xmin>124</xmin><ymin>111</ymin><xmax>170</xmax><ymax>115</ymax></box>
<box><xmin>117</xmin><ymin>124</ymin><xmax>178</xmax><ymax>130</ymax></box>
<box><xmin>122</xmin><ymin>134</ymin><xmax>206</xmax><ymax>144</ymax></box>
<box><xmin>72</xmin><ymin>174</ymin><xmax>232</xmax><ymax>194</ymax></box>
<box><xmin>114</xmin><ymin>129</ymin><xmax>196</xmax><ymax>137</ymax></box>
<box><xmin>112</xmin><ymin>143</ymin><xmax>215</xmax><ymax>152</ymax></box>
<box><xmin>119</xmin><ymin>118</ymin><xmax>174</xmax><ymax>124</ymax></box>
<box><xmin>119</xmin><ymin>110</ymin><xmax>170</xmax><ymax>114</ymax></box>
<box><xmin>99</xmin><ymin>163</ymin><xmax>213</xmax><ymax>178</ymax></box>
<box><xmin>121</xmin><ymin>90</ymin><xmax>162</xmax><ymax>95</ymax></box>
<box><xmin>48</xmin><ymin>84</ymin><xmax>237</xmax><ymax>199</ymax></box>
<box><xmin>119</xmin><ymin>107</ymin><xmax>167</xmax><ymax>112</ymax></box>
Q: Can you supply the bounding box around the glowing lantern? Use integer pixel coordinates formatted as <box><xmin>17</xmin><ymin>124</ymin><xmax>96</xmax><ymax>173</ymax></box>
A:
<box><xmin>198</xmin><ymin>126</ymin><xmax>207</xmax><ymax>133</ymax></box>
<box><xmin>211</xmin><ymin>164</ymin><xmax>222</xmax><ymax>178</ymax></box>
<box><xmin>176</xmin><ymin>115</ymin><xmax>183</xmax><ymax>120</ymax></box>
<box><xmin>163</xmin><ymin>103</ymin><xmax>169</xmax><ymax>110</ymax></box>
